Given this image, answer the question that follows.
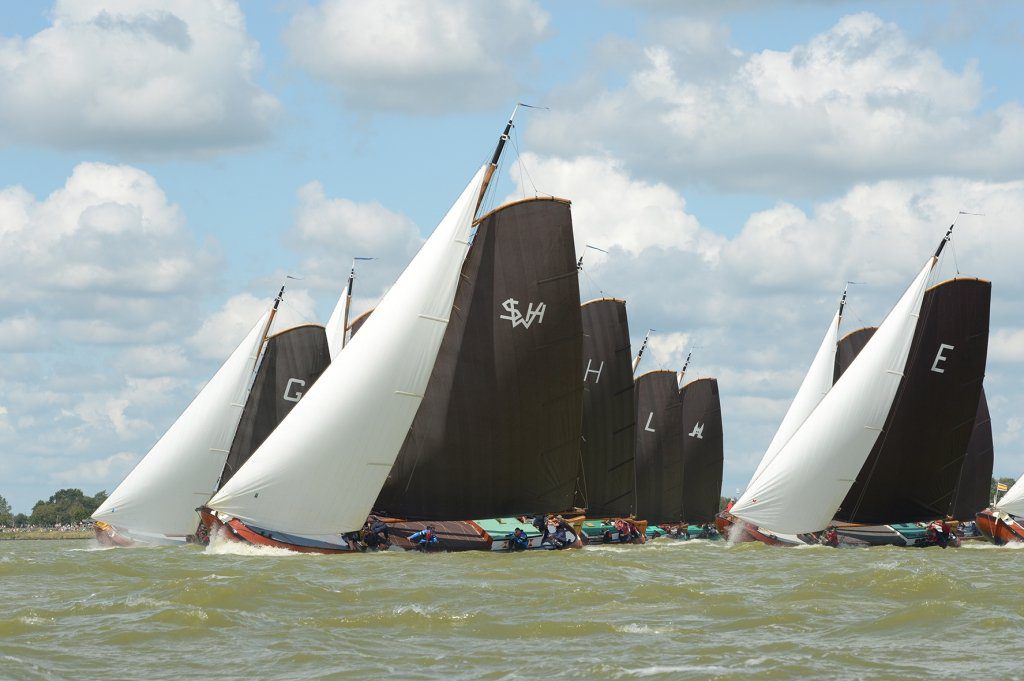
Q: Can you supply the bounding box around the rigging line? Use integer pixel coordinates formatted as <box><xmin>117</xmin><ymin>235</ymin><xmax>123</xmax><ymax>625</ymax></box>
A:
<box><xmin>278</xmin><ymin>297</ymin><xmax>318</xmax><ymax>327</ymax></box>
<box><xmin>581</xmin><ymin>267</ymin><xmax>603</xmax><ymax>299</ymax></box>
<box><xmin>510</xmin><ymin>127</ymin><xmax>543</xmax><ymax>198</ymax></box>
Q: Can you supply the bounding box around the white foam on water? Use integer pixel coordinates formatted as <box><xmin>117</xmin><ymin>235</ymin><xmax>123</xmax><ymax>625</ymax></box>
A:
<box><xmin>726</xmin><ymin>521</ymin><xmax>746</xmax><ymax>545</ymax></box>
<box><xmin>204</xmin><ymin>532</ymin><xmax>303</xmax><ymax>557</ymax></box>
<box><xmin>581</xmin><ymin>544</ymin><xmax>632</xmax><ymax>553</ymax></box>
<box><xmin>615</xmin><ymin>623</ymin><xmax>662</xmax><ymax>635</ymax></box>
<box><xmin>619</xmin><ymin>664</ymin><xmax>731</xmax><ymax>677</ymax></box>
<box><xmin>962</xmin><ymin>540</ymin><xmax>1024</xmax><ymax>550</ymax></box>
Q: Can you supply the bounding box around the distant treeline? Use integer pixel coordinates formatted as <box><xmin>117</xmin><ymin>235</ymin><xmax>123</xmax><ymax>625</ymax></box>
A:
<box><xmin>0</xmin><ymin>489</ymin><xmax>107</xmax><ymax>527</ymax></box>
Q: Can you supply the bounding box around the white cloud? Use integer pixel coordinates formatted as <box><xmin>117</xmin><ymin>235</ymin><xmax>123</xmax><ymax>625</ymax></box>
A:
<box><xmin>990</xmin><ymin>329</ymin><xmax>1024</xmax><ymax>363</ymax></box>
<box><xmin>0</xmin><ymin>315</ymin><xmax>48</xmax><ymax>352</ymax></box>
<box><xmin>530</xmin><ymin>12</ymin><xmax>1024</xmax><ymax>195</ymax></box>
<box><xmin>284</xmin><ymin>0</ymin><xmax>550</xmax><ymax>113</ymax></box>
<box><xmin>188</xmin><ymin>290</ymin><xmax>319</xmax><ymax>361</ymax></box>
<box><xmin>0</xmin><ymin>0</ymin><xmax>279</xmax><ymax>155</ymax></box>
<box><xmin>114</xmin><ymin>344</ymin><xmax>190</xmax><ymax>378</ymax></box>
<box><xmin>508</xmin><ymin>153</ymin><xmax>1024</xmax><ymax>491</ymax></box>
<box><xmin>286</xmin><ymin>181</ymin><xmax>425</xmax><ymax>316</ymax></box>
<box><xmin>505</xmin><ymin>153</ymin><xmax>724</xmax><ymax>262</ymax></box>
<box><xmin>52</xmin><ymin>452</ymin><xmax>138</xmax><ymax>485</ymax></box>
<box><xmin>0</xmin><ymin>162</ymin><xmax>219</xmax><ymax>344</ymax></box>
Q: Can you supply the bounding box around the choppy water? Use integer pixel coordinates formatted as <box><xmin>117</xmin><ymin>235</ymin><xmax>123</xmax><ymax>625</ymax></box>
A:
<box><xmin>2</xmin><ymin>538</ymin><xmax>1023</xmax><ymax>680</ymax></box>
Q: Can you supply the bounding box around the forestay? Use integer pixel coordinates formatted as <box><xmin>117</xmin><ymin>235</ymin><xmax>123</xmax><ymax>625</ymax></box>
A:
<box><xmin>92</xmin><ymin>311</ymin><xmax>269</xmax><ymax>540</ymax></box>
<box><xmin>731</xmin><ymin>257</ymin><xmax>935</xmax><ymax>534</ymax></box>
<box><xmin>208</xmin><ymin>166</ymin><xmax>486</xmax><ymax>538</ymax></box>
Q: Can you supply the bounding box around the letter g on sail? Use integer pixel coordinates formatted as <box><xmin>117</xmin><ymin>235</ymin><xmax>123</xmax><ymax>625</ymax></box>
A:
<box><xmin>283</xmin><ymin>378</ymin><xmax>306</xmax><ymax>402</ymax></box>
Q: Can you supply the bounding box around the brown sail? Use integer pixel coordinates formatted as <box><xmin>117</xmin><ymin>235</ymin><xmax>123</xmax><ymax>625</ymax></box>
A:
<box><xmin>679</xmin><ymin>378</ymin><xmax>724</xmax><ymax>524</ymax></box>
<box><xmin>949</xmin><ymin>389</ymin><xmax>994</xmax><ymax>519</ymax></box>
<box><xmin>372</xmin><ymin>197</ymin><xmax>583</xmax><ymax>520</ymax></box>
<box><xmin>578</xmin><ymin>298</ymin><xmax>636</xmax><ymax>518</ymax></box>
<box><xmin>835</xmin><ymin>278</ymin><xmax>991</xmax><ymax>523</ymax></box>
<box><xmin>634</xmin><ymin>370</ymin><xmax>685</xmax><ymax>525</ymax></box>
<box><xmin>217</xmin><ymin>324</ymin><xmax>330</xmax><ymax>489</ymax></box>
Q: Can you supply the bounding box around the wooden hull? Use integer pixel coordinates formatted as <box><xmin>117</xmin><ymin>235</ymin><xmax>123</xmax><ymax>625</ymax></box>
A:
<box><xmin>92</xmin><ymin>521</ymin><xmax>136</xmax><ymax>548</ymax></box>
<box><xmin>715</xmin><ymin>513</ymin><xmax>811</xmax><ymax>546</ymax></box>
<box><xmin>198</xmin><ymin>508</ymin><xmax>357</xmax><ymax>554</ymax></box>
<box><xmin>976</xmin><ymin>509</ymin><xmax>1024</xmax><ymax>545</ymax></box>
<box><xmin>383</xmin><ymin>517</ymin><xmax>583</xmax><ymax>551</ymax></box>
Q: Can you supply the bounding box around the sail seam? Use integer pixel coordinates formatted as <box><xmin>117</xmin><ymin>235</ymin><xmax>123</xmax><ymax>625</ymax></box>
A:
<box><xmin>417</xmin><ymin>314</ymin><xmax>449</xmax><ymax>323</ymax></box>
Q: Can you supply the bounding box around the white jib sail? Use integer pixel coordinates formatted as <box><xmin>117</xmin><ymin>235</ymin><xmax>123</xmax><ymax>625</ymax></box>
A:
<box><xmin>209</xmin><ymin>166</ymin><xmax>487</xmax><ymax>538</ymax></box>
<box><xmin>324</xmin><ymin>280</ymin><xmax>350</xmax><ymax>361</ymax></box>
<box><xmin>92</xmin><ymin>311</ymin><xmax>270</xmax><ymax>540</ymax></box>
<box><xmin>731</xmin><ymin>257</ymin><xmax>935</xmax><ymax>534</ymax></box>
<box><xmin>747</xmin><ymin>305</ymin><xmax>843</xmax><ymax>488</ymax></box>
<box><xmin>995</xmin><ymin>475</ymin><xmax>1024</xmax><ymax>516</ymax></box>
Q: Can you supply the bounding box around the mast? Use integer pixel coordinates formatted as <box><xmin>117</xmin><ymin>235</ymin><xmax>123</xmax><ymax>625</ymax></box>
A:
<box><xmin>677</xmin><ymin>349</ymin><xmax>693</xmax><ymax>390</ymax></box>
<box><xmin>341</xmin><ymin>262</ymin><xmax>355</xmax><ymax>349</ymax></box>
<box><xmin>256</xmin><ymin>284</ymin><xmax>285</xmax><ymax>361</ymax></box>
<box><xmin>475</xmin><ymin>105</ymin><xmax>518</xmax><ymax>213</ymax></box>
<box><xmin>633</xmin><ymin>330</ymin><xmax>652</xmax><ymax>375</ymax></box>
<box><xmin>474</xmin><ymin>103</ymin><xmax>546</xmax><ymax>214</ymax></box>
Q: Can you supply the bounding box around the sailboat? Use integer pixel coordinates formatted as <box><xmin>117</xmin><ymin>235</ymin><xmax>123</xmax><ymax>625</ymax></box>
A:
<box><xmin>373</xmin><ymin>204</ymin><xmax>584</xmax><ymax>549</ymax></box>
<box><xmin>976</xmin><ymin>473</ymin><xmax>1024</xmax><ymax>544</ymax></box>
<box><xmin>718</xmin><ymin>231</ymin><xmax>947</xmax><ymax>546</ymax></box>
<box><xmin>825</xmin><ymin>276</ymin><xmax>992</xmax><ymax>547</ymax></box>
<box><xmin>198</xmin><ymin>128</ymin><xmax>490</xmax><ymax>552</ymax></box>
<box><xmin>633</xmin><ymin>349</ymin><xmax>724</xmax><ymax>541</ymax></box>
<box><xmin>574</xmin><ymin>298</ymin><xmax>640</xmax><ymax>543</ymax></box>
<box><xmin>92</xmin><ymin>292</ymin><xmax>282</xmax><ymax>546</ymax></box>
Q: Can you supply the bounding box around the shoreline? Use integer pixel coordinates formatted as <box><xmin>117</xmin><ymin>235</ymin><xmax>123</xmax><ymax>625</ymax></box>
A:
<box><xmin>0</xmin><ymin>530</ymin><xmax>93</xmax><ymax>540</ymax></box>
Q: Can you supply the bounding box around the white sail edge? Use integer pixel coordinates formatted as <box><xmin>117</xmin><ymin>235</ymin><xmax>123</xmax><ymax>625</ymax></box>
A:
<box><xmin>747</xmin><ymin>305</ymin><xmax>843</xmax><ymax>488</ymax></box>
<box><xmin>91</xmin><ymin>310</ymin><xmax>272</xmax><ymax>539</ymax></box>
<box><xmin>325</xmin><ymin>279</ymin><xmax>350</xmax><ymax>361</ymax></box>
<box><xmin>208</xmin><ymin>165</ymin><xmax>488</xmax><ymax>535</ymax></box>
<box><xmin>730</xmin><ymin>257</ymin><xmax>936</xmax><ymax>535</ymax></box>
<box><xmin>996</xmin><ymin>475</ymin><xmax>1024</xmax><ymax>516</ymax></box>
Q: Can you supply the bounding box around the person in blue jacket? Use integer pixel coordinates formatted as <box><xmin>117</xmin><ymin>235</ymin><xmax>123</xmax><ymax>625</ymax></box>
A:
<box><xmin>507</xmin><ymin>527</ymin><xmax>530</xmax><ymax>551</ymax></box>
<box><xmin>408</xmin><ymin>526</ymin><xmax>439</xmax><ymax>551</ymax></box>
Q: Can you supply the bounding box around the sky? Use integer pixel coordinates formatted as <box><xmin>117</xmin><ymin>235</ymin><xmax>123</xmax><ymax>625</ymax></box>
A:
<box><xmin>0</xmin><ymin>0</ymin><xmax>1021</xmax><ymax>514</ymax></box>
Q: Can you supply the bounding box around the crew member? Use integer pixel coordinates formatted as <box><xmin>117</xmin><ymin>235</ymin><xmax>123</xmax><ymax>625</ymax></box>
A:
<box><xmin>507</xmin><ymin>527</ymin><xmax>530</xmax><ymax>551</ymax></box>
<box><xmin>364</xmin><ymin>516</ymin><xmax>390</xmax><ymax>549</ymax></box>
<box><xmin>822</xmin><ymin>525</ymin><xmax>839</xmax><ymax>548</ymax></box>
<box><xmin>408</xmin><ymin>526</ymin><xmax>439</xmax><ymax>551</ymax></box>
